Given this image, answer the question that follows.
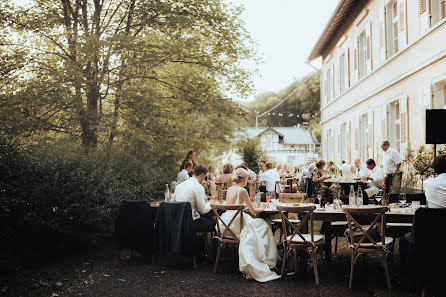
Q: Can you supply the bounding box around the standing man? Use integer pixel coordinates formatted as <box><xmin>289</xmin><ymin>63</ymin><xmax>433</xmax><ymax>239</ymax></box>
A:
<box><xmin>381</xmin><ymin>140</ymin><xmax>403</xmax><ymax>194</ymax></box>
<box><xmin>177</xmin><ymin>161</ymin><xmax>193</xmax><ymax>184</ymax></box>
<box><xmin>258</xmin><ymin>160</ymin><xmax>266</xmax><ymax>178</ymax></box>
<box><xmin>174</xmin><ymin>165</ymin><xmax>215</xmax><ymax>232</ymax></box>
<box><xmin>242</xmin><ymin>161</ymin><xmax>257</xmax><ymax>181</ymax></box>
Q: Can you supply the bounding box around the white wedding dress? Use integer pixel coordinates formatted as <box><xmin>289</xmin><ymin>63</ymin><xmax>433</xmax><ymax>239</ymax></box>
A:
<box><xmin>218</xmin><ymin>187</ymin><xmax>280</xmax><ymax>282</ymax></box>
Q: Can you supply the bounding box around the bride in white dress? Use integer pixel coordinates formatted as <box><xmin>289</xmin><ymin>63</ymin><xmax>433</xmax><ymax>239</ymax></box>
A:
<box><xmin>218</xmin><ymin>168</ymin><xmax>280</xmax><ymax>282</ymax></box>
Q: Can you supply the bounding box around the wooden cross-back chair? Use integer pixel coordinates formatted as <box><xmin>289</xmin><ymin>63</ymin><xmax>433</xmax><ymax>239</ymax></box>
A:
<box><xmin>211</xmin><ymin>203</ymin><xmax>245</xmax><ymax>273</ymax></box>
<box><xmin>276</xmin><ymin>205</ymin><xmax>324</xmax><ymax>285</ymax></box>
<box><xmin>275</xmin><ymin>180</ymin><xmax>287</xmax><ymax>195</ymax></box>
<box><xmin>343</xmin><ymin>206</ymin><xmax>394</xmax><ymax>292</ymax></box>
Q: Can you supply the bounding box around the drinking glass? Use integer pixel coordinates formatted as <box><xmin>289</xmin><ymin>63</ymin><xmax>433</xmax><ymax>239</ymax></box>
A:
<box><xmin>375</xmin><ymin>194</ymin><xmax>382</xmax><ymax>205</ymax></box>
<box><xmin>399</xmin><ymin>193</ymin><xmax>407</xmax><ymax>205</ymax></box>
<box><xmin>411</xmin><ymin>200</ymin><xmax>420</xmax><ymax>209</ymax></box>
<box><xmin>266</xmin><ymin>193</ymin><xmax>271</xmax><ymax>209</ymax></box>
<box><xmin>316</xmin><ymin>194</ymin><xmax>322</xmax><ymax>206</ymax></box>
<box><xmin>214</xmin><ymin>195</ymin><xmax>219</xmax><ymax>202</ymax></box>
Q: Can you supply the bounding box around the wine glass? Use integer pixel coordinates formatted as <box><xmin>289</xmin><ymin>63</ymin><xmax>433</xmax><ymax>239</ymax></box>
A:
<box><xmin>375</xmin><ymin>194</ymin><xmax>382</xmax><ymax>205</ymax></box>
<box><xmin>214</xmin><ymin>195</ymin><xmax>219</xmax><ymax>202</ymax></box>
<box><xmin>266</xmin><ymin>193</ymin><xmax>271</xmax><ymax>209</ymax></box>
<box><xmin>399</xmin><ymin>193</ymin><xmax>407</xmax><ymax>205</ymax></box>
<box><xmin>316</xmin><ymin>194</ymin><xmax>322</xmax><ymax>206</ymax></box>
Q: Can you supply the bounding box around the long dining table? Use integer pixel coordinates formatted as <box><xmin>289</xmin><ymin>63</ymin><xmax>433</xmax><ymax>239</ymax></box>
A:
<box><xmin>260</xmin><ymin>202</ymin><xmax>416</xmax><ymax>259</ymax></box>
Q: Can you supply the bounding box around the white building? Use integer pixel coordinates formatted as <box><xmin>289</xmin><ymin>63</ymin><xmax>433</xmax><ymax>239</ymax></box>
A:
<box><xmin>308</xmin><ymin>0</ymin><xmax>446</xmax><ymax>164</ymax></box>
<box><xmin>222</xmin><ymin>126</ymin><xmax>318</xmax><ymax>166</ymax></box>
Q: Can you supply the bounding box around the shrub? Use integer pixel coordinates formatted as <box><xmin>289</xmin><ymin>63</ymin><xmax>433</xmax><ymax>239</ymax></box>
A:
<box><xmin>0</xmin><ymin>139</ymin><xmax>173</xmax><ymax>266</ymax></box>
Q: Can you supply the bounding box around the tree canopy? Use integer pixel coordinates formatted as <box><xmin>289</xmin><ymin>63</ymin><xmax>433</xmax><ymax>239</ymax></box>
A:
<box><xmin>0</xmin><ymin>0</ymin><xmax>256</xmax><ymax>157</ymax></box>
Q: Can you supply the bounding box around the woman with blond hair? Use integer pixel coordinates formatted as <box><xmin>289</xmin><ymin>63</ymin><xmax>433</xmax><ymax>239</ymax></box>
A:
<box><xmin>218</xmin><ymin>168</ymin><xmax>280</xmax><ymax>282</ymax></box>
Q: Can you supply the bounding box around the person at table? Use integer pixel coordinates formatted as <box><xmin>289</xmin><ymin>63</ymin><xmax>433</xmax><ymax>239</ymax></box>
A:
<box><xmin>177</xmin><ymin>161</ymin><xmax>193</xmax><ymax>184</ymax></box>
<box><xmin>206</xmin><ymin>164</ymin><xmax>217</xmax><ymax>182</ymax></box>
<box><xmin>180</xmin><ymin>150</ymin><xmax>198</xmax><ymax>176</ymax></box>
<box><xmin>381</xmin><ymin>140</ymin><xmax>403</xmax><ymax>194</ymax></box>
<box><xmin>242</xmin><ymin>161</ymin><xmax>257</xmax><ymax>181</ymax></box>
<box><xmin>351</xmin><ymin>159</ymin><xmax>368</xmax><ymax>178</ymax></box>
<box><xmin>339</xmin><ymin>160</ymin><xmax>350</xmax><ymax>177</ymax></box>
<box><xmin>299</xmin><ymin>162</ymin><xmax>315</xmax><ymax>193</ymax></box>
<box><xmin>258</xmin><ymin>161</ymin><xmax>280</xmax><ymax>199</ymax></box>
<box><xmin>424</xmin><ymin>154</ymin><xmax>446</xmax><ymax>208</ymax></box>
<box><xmin>282</xmin><ymin>164</ymin><xmax>289</xmax><ymax>176</ymax></box>
<box><xmin>217</xmin><ymin>163</ymin><xmax>233</xmax><ymax>187</ymax></box>
<box><xmin>258</xmin><ymin>160</ymin><xmax>266</xmax><ymax>177</ymax></box>
<box><xmin>174</xmin><ymin>165</ymin><xmax>215</xmax><ymax>232</ymax></box>
<box><xmin>358</xmin><ymin>159</ymin><xmax>384</xmax><ymax>200</ymax></box>
<box><xmin>311</xmin><ymin>160</ymin><xmax>331</xmax><ymax>198</ymax></box>
<box><xmin>219</xmin><ymin>168</ymin><xmax>279</xmax><ymax>282</ymax></box>
<box><xmin>276</xmin><ymin>164</ymin><xmax>283</xmax><ymax>175</ymax></box>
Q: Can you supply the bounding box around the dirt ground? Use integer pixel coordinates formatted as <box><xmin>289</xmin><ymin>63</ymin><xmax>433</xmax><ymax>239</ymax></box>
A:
<box><xmin>61</xmin><ymin>246</ymin><xmax>418</xmax><ymax>297</ymax></box>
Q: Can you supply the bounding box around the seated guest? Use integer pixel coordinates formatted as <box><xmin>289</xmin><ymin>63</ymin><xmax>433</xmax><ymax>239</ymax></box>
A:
<box><xmin>218</xmin><ymin>163</ymin><xmax>233</xmax><ymax>186</ymax></box>
<box><xmin>180</xmin><ymin>150</ymin><xmax>198</xmax><ymax>173</ymax></box>
<box><xmin>206</xmin><ymin>164</ymin><xmax>217</xmax><ymax>182</ymax></box>
<box><xmin>276</xmin><ymin>164</ymin><xmax>283</xmax><ymax>175</ymax></box>
<box><xmin>258</xmin><ymin>160</ymin><xmax>266</xmax><ymax>177</ymax></box>
<box><xmin>174</xmin><ymin>165</ymin><xmax>215</xmax><ymax>232</ymax></box>
<box><xmin>311</xmin><ymin>160</ymin><xmax>330</xmax><ymax>198</ymax></box>
<box><xmin>359</xmin><ymin>159</ymin><xmax>384</xmax><ymax>200</ymax></box>
<box><xmin>242</xmin><ymin>161</ymin><xmax>257</xmax><ymax>181</ymax></box>
<box><xmin>424</xmin><ymin>154</ymin><xmax>446</xmax><ymax>208</ymax></box>
<box><xmin>282</xmin><ymin>164</ymin><xmax>289</xmax><ymax>176</ymax></box>
<box><xmin>339</xmin><ymin>160</ymin><xmax>350</xmax><ymax>176</ymax></box>
<box><xmin>351</xmin><ymin>159</ymin><xmax>368</xmax><ymax>178</ymax></box>
<box><xmin>299</xmin><ymin>162</ymin><xmax>315</xmax><ymax>192</ymax></box>
<box><xmin>177</xmin><ymin>161</ymin><xmax>193</xmax><ymax>184</ymax></box>
<box><xmin>259</xmin><ymin>161</ymin><xmax>280</xmax><ymax>195</ymax></box>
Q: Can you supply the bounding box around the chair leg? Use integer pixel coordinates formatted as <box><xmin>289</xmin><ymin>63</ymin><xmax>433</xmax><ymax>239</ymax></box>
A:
<box><xmin>421</xmin><ymin>287</ymin><xmax>426</xmax><ymax>297</ymax></box>
<box><xmin>349</xmin><ymin>251</ymin><xmax>355</xmax><ymax>289</ymax></box>
<box><xmin>334</xmin><ymin>236</ymin><xmax>338</xmax><ymax>256</ymax></box>
<box><xmin>193</xmin><ymin>256</ymin><xmax>197</xmax><ymax>269</ymax></box>
<box><xmin>382</xmin><ymin>252</ymin><xmax>392</xmax><ymax>292</ymax></box>
<box><xmin>312</xmin><ymin>248</ymin><xmax>320</xmax><ymax>285</ymax></box>
<box><xmin>214</xmin><ymin>242</ymin><xmax>222</xmax><ymax>273</ymax></box>
<box><xmin>294</xmin><ymin>250</ymin><xmax>298</xmax><ymax>274</ymax></box>
<box><xmin>281</xmin><ymin>248</ymin><xmax>289</xmax><ymax>278</ymax></box>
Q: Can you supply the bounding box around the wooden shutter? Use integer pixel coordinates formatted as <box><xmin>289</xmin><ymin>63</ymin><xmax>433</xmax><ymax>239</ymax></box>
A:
<box><xmin>381</xmin><ymin>104</ymin><xmax>387</xmax><ymax>141</ymax></box>
<box><xmin>354</xmin><ymin>117</ymin><xmax>359</xmax><ymax>160</ymax></box>
<box><xmin>347</xmin><ymin>120</ymin><xmax>352</xmax><ymax>163</ymax></box>
<box><xmin>422</xmin><ymin>86</ymin><xmax>431</xmax><ymax>142</ymax></box>
<box><xmin>379</xmin><ymin>6</ymin><xmax>387</xmax><ymax>64</ymax></box>
<box><xmin>334</xmin><ymin>62</ymin><xmax>338</xmax><ymax>98</ymax></box>
<box><xmin>365</xmin><ymin>22</ymin><xmax>372</xmax><ymax>74</ymax></box>
<box><xmin>353</xmin><ymin>40</ymin><xmax>358</xmax><ymax>84</ymax></box>
<box><xmin>419</xmin><ymin>0</ymin><xmax>430</xmax><ymax>34</ymax></box>
<box><xmin>398</xmin><ymin>0</ymin><xmax>407</xmax><ymax>49</ymax></box>
<box><xmin>399</xmin><ymin>95</ymin><xmax>408</xmax><ymax>154</ymax></box>
<box><xmin>337</xmin><ymin>126</ymin><xmax>341</xmax><ymax>163</ymax></box>
<box><xmin>368</xmin><ymin>111</ymin><xmax>374</xmax><ymax>158</ymax></box>
<box><xmin>322</xmin><ymin>70</ymin><xmax>326</xmax><ymax>105</ymax></box>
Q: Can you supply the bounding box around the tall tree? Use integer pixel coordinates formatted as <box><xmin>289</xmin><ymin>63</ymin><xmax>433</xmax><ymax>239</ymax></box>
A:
<box><xmin>0</xmin><ymin>0</ymin><xmax>255</xmax><ymax>148</ymax></box>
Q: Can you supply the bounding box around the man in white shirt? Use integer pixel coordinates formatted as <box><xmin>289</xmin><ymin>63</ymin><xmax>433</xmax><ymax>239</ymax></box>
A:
<box><xmin>258</xmin><ymin>160</ymin><xmax>266</xmax><ymax>178</ymax></box>
<box><xmin>174</xmin><ymin>165</ymin><xmax>215</xmax><ymax>232</ymax></box>
<box><xmin>381</xmin><ymin>140</ymin><xmax>404</xmax><ymax>194</ymax></box>
<box><xmin>359</xmin><ymin>159</ymin><xmax>385</xmax><ymax>200</ymax></box>
<box><xmin>258</xmin><ymin>161</ymin><xmax>280</xmax><ymax>196</ymax></box>
<box><xmin>423</xmin><ymin>154</ymin><xmax>446</xmax><ymax>208</ymax></box>
<box><xmin>339</xmin><ymin>160</ymin><xmax>350</xmax><ymax>176</ymax></box>
<box><xmin>177</xmin><ymin>161</ymin><xmax>193</xmax><ymax>184</ymax></box>
<box><xmin>242</xmin><ymin>161</ymin><xmax>257</xmax><ymax>181</ymax></box>
<box><xmin>352</xmin><ymin>159</ymin><xmax>368</xmax><ymax>178</ymax></box>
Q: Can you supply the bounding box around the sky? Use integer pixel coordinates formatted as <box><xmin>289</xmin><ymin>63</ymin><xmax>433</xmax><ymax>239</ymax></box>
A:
<box><xmin>12</xmin><ymin>0</ymin><xmax>340</xmax><ymax>102</ymax></box>
<box><xmin>233</xmin><ymin>0</ymin><xmax>340</xmax><ymax>102</ymax></box>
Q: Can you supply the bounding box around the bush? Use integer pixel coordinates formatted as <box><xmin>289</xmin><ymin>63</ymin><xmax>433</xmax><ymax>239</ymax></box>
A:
<box><xmin>235</xmin><ymin>136</ymin><xmax>265</xmax><ymax>172</ymax></box>
<box><xmin>0</xmin><ymin>139</ymin><xmax>173</xmax><ymax>266</ymax></box>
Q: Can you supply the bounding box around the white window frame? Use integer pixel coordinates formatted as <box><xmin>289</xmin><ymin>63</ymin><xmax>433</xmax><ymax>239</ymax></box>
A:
<box><xmin>385</xmin><ymin>0</ymin><xmax>399</xmax><ymax>58</ymax></box>
<box><xmin>387</xmin><ymin>100</ymin><xmax>401</xmax><ymax>152</ymax></box>
<box><xmin>357</xmin><ymin>30</ymin><xmax>368</xmax><ymax>80</ymax></box>
<box><xmin>359</xmin><ymin>113</ymin><xmax>369</xmax><ymax>161</ymax></box>
<box><xmin>326</xmin><ymin>65</ymin><xmax>333</xmax><ymax>103</ymax></box>
<box><xmin>341</xmin><ymin>122</ymin><xmax>348</xmax><ymax>161</ymax></box>
<box><xmin>339</xmin><ymin>51</ymin><xmax>347</xmax><ymax>93</ymax></box>
<box><xmin>430</xmin><ymin>0</ymin><xmax>446</xmax><ymax>25</ymax></box>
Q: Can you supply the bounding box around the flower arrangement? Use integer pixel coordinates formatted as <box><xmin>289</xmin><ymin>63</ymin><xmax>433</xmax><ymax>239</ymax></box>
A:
<box><xmin>329</xmin><ymin>183</ymin><xmax>342</xmax><ymax>200</ymax></box>
<box><xmin>328</xmin><ymin>165</ymin><xmax>339</xmax><ymax>177</ymax></box>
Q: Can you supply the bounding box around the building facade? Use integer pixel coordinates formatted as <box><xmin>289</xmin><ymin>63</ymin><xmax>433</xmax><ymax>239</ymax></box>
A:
<box><xmin>222</xmin><ymin>126</ymin><xmax>318</xmax><ymax>166</ymax></box>
<box><xmin>308</xmin><ymin>0</ymin><xmax>446</xmax><ymax>165</ymax></box>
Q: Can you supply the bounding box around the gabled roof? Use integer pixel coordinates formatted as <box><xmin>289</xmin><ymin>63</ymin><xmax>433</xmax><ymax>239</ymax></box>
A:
<box><xmin>307</xmin><ymin>0</ymin><xmax>360</xmax><ymax>62</ymax></box>
<box><xmin>236</xmin><ymin>127</ymin><xmax>315</xmax><ymax>145</ymax></box>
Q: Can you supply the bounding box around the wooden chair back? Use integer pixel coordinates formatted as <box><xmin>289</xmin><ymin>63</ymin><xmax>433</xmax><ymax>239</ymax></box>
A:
<box><xmin>343</xmin><ymin>206</ymin><xmax>388</xmax><ymax>249</ymax></box>
<box><xmin>278</xmin><ymin>192</ymin><xmax>306</xmax><ymax>203</ymax></box>
<box><xmin>275</xmin><ymin>180</ymin><xmax>287</xmax><ymax>194</ymax></box>
<box><xmin>211</xmin><ymin>203</ymin><xmax>244</xmax><ymax>241</ymax></box>
<box><xmin>276</xmin><ymin>205</ymin><xmax>317</xmax><ymax>247</ymax></box>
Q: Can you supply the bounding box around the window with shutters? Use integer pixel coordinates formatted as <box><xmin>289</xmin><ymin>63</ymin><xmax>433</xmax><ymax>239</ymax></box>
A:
<box><xmin>387</xmin><ymin>101</ymin><xmax>401</xmax><ymax>152</ymax></box>
<box><xmin>430</xmin><ymin>0</ymin><xmax>446</xmax><ymax>25</ymax></box>
<box><xmin>328</xmin><ymin>128</ymin><xmax>334</xmax><ymax>162</ymax></box>
<box><xmin>339</xmin><ymin>52</ymin><xmax>347</xmax><ymax>92</ymax></box>
<box><xmin>385</xmin><ymin>0</ymin><xmax>399</xmax><ymax>58</ymax></box>
<box><xmin>357</xmin><ymin>30</ymin><xmax>367</xmax><ymax>79</ymax></box>
<box><xmin>359</xmin><ymin>114</ymin><xmax>369</xmax><ymax>161</ymax></box>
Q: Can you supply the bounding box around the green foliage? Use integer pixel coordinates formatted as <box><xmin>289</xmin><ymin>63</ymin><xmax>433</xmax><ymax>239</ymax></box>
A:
<box><xmin>413</xmin><ymin>145</ymin><xmax>435</xmax><ymax>180</ymax></box>
<box><xmin>245</xmin><ymin>72</ymin><xmax>320</xmax><ymax>130</ymax></box>
<box><xmin>0</xmin><ymin>138</ymin><xmax>171</xmax><ymax>265</ymax></box>
<box><xmin>235</xmin><ymin>136</ymin><xmax>265</xmax><ymax>172</ymax></box>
